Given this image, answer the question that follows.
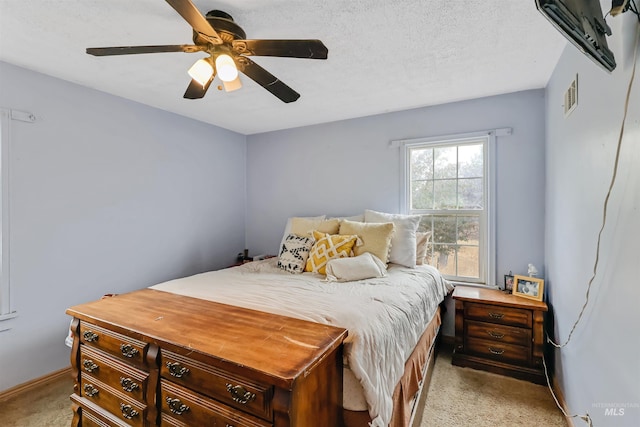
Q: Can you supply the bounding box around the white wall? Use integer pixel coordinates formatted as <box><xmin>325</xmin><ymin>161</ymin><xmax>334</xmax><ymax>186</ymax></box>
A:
<box><xmin>246</xmin><ymin>90</ymin><xmax>547</xmax><ymax>335</ymax></box>
<box><xmin>544</xmin><ymin>13</ymin><xmax>640</xmax><ymax>427</ymax></box>
<box><xmin>0</xmin><ymin>62</ymin><xmax>247</xmax><ymax>391</ymax></box>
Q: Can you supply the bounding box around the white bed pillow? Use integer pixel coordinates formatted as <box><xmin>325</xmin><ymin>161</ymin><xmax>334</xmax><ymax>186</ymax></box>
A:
<box><xmin>279</xmin><ymin>215</ymin><xmax>325</xmax><ymax>253</ymax></box>
<box><xmin>325</xmin><ymin>252</ymin><xmax>387</xmax><ymax>282</ymax></box>
<box><xmin>364</xmin><ymin>209</ymin><xmax>421</xmax><ymax>268</ymax></box>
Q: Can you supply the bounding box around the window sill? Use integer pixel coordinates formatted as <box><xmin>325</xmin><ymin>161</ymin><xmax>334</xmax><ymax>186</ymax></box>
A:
<box><xmin>0</xmin><ymin>311</ymin><xmax>18</xmax><ymax>322</ymax></box>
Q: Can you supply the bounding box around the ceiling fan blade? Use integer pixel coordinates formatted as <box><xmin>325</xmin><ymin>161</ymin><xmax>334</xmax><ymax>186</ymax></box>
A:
<box><xmin>238</xmin><ymin>57</ymin><xmax>300</xmax><ymax>103</ymax></box>
<box><xmin>87</xmin><ymin>45</ymin><xmax>204</xmax><ymax>56</ymax></box>
<box><xmin>233</xmin><ymin>40</ymin><xmax>328</xmax><ymax>59</ymax></box>
<box><xmin>165</xmin><ymin>0</ymin><xmax>222</xmax><ymax>44</ymax></box>
<box><xmin>183</xmin><ymin>76</ymin><xmax>214</xmax><ymax>99</ymax></box>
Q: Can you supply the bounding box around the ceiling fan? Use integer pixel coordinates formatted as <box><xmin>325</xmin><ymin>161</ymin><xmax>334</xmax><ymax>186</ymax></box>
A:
<box><xmin>86</xmin><ymin>0</ymin><xmax>328</xmax><ymax>103</ymax></box>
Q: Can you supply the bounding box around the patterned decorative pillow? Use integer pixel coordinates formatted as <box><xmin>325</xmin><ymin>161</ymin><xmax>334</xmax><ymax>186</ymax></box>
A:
<box><xmin>278</xmin><ymin>234</ymin><xmax>315</xmax><ymax>273</ymax></box>
<box><xmin>305</xmin><ymin>231</ymin><xmax>359</xmax><ymax>275</ymax></box>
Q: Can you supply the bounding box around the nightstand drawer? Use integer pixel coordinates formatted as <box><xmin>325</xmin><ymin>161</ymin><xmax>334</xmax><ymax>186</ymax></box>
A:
<box><xmin>466</xmin><ymin>320</ymin><xmax>532</xmax><ymax>347</ymax></box>
<box><xmin>80</xmin><ymin>322</ymin><xmax>148</xmax><ymax>367</ymax></box>
<box><xmin>160</xmin><ymin>379</ymin><xmax>272</xmax><ymax>427</ymax></box>
<box><xmin>465</xmin><ymin>302</ymin><xmax>532</xmax><ymax>328</ymax></box>
<box><xmin>466</xmin><ymin>337</ymin><xmax>530</xmax><ymax>366</ymax></box>
<box><xmin>80</xmin><ymin>345</ymin><xmax>148</xmax><ymax>403</ymax></box>
<box><xmin>160</xmin><ymin>349</ymin><xmax>273</xmax><ymax>421</ymax></box>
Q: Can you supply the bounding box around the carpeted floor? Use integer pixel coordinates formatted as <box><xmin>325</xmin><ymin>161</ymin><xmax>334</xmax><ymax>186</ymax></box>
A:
<box><xmin>422</xmin><ymin>347</ymin><xmax>567</xmax><ymax>427</ymax></box>
<box><xmin>1</xmin><ymin>345</ymin><xmax>566</xmax><ymax>427</ymax></box>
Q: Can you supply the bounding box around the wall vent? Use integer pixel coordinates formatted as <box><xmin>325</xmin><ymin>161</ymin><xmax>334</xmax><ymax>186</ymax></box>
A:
<box><xmin>564</xmin><ymin>75</ymin><xmax>578</xmax><ymax>117</ymax></box>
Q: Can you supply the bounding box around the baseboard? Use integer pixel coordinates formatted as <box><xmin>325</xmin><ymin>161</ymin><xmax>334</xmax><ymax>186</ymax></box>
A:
<box><xmin>0</xmin><ymin>366</ymin><xmax>71</xmax><ymax>402</ymax></box>
<box><xmin>552</xmin><ymin>375</ymin><xmax>574</xmax><ymax>427</ymax></box>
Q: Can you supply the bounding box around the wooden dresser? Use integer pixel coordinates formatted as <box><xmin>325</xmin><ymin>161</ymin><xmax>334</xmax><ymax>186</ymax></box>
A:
<box><xmin>452</xmin><ymin>286</ymin><xmax>548</xmax><ymax>384</ymax></box>
<box><xmin>67</xmin><ymin>289</ymin><xmax>347</xmax><ymax>427</ymax></box>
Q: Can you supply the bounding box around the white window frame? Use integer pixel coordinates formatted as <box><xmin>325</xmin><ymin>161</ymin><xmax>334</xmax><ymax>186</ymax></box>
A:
<box><xmin>0</xmin><ymin>108</ymin><xmax>35</xmax><ymax>322</ymax></box>
<box><xmin>398</xmin><ymin>129</ymin><xmax>505</xmax><ymax>286</ymax></box>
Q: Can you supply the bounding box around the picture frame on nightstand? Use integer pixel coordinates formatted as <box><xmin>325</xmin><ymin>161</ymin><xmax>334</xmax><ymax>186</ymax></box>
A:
<box><xmin>512</xmin><ymin>275</ymin><xmax>544</xmax><ymax>301</ymax></box>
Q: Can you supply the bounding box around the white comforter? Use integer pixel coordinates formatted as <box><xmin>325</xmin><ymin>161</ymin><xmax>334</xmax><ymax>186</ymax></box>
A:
<box><xmin>150</xmin><ymin>258</ymin><xmax>452</xmax><ymax>427</ymax></box>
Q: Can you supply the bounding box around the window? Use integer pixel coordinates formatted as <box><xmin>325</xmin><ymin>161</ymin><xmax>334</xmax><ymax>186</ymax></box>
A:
<box><xmin>0</xmin><ymin>108</ymin><xmax>33</xmax><ymax>321</ymax></box>
<box><xmin>401</xmin><ymin>132</ymin><xmax>496</xmax><ymax>285</ymax></box>
<box><xmin>0</xmin><ymin>109</ymin><xmax>12</xmax><ymax>319</ymax></box>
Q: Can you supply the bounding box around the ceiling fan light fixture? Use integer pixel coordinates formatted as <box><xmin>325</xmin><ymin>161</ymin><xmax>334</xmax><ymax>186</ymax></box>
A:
<box><xmin>188</xmin><ymin>58</ymin><xmax>214</xmax><ymax>86</ymax></box>
<box><xmin>215</xmin><ymin>54</ymin><xmax>238</xmax><ymax>82</ymax></box>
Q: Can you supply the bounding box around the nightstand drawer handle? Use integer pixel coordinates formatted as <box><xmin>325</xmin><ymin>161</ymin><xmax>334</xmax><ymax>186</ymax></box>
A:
<box><xmin>166</xmin><ymin>362</ymin><xmax>190</xmax><ymax>378</ymax></box>
<box><xmin>488</xmin><ymin>331</ymin><xmax>505</xmax><ymax>339</ymax></box>
<box><xmin>120</xmin><ymin>344</ymin><xmax>139</xmax><ymax>358</ymax></box>
<box><xmin>83</xmin><ymin>331</ymin><xmax>99</xmax><ymax>342</ymax></box>
<box><xmin>83</xmin><ymin>384</ymin><xmax>99</xmax><ymax>397</ymax></box>
<box><xmin>82</xmin><ymin>359</ymin><xmax>99</xmax><ymax>373</ymax></box>
<box><xmin>120</xmin><ymin>403</ymin><xmax>139</xmax><ymax>420</ymax></box>
<box><xmin>488</xmin><ymin>312</ymin><xmax>504</xmax><ymax>319</ymax></box>
<box><xmin>119</xmin><ymin>377</ymin><xmax>140</xmax><ymax>392</ymax></box>
<box><xmin>226</xmin><ymin>383</ymin><xmax>256</xmax><ymax>404</ymax></box>
<box><xmin>166</xmin><ymin>397</ymin><xmax>190</xmax><ymax>415</ymax></box>
<box><xmin>488</xmin><ymin>347</ymin><xmax>505</xmax><ymax>355</ymax></box>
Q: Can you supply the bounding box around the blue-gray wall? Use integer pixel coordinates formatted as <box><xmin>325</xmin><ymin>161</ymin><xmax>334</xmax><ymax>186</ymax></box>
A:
<box><xmin>544</xmin><ymin>14</ymin><xmax>640</xmax><ymax>427</ymax></box>
<box><xmin>246</xmin><ymin>90</ymin><xmax>547</xmax><ymax>335</ymax></box>
<box><xmin>0</xmin><ymin>61</ymin><xmax>247</xmax><ymax>391</ymax></box>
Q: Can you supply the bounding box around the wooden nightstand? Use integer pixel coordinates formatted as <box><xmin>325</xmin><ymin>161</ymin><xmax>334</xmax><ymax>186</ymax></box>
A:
<box><xmin>452</xmin><ymin>285</ymin><xmax>548</xmax><ymax>384</ymax></box>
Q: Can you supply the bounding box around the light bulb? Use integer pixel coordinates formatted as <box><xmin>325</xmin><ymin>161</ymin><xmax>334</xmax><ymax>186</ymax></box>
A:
<box><xmin>215</xmin><ymin>54</ymin><xmax>238</xmax><ymax>82</ymax></box>
<box><xmin>188</xmin><ymin>59</ymin><xmax>213</xmax><ymax>86</ymax></box>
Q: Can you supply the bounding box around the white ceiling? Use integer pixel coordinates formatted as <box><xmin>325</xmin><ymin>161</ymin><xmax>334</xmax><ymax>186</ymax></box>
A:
<box><xmin>0</xmin><ymin>0</ymin><xmax>566</xmax><ymax>135</ymax></box>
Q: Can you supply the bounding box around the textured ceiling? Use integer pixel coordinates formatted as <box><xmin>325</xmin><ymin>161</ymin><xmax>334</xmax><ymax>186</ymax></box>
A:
<box><xmin>0</xmin><ymin>0</ymin><xmax>566</xmax><ymax>134</ymax></box>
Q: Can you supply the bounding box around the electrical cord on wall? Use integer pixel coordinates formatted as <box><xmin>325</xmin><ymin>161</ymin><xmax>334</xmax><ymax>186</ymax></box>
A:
<box><xmin>542</xmin><ymin>18</ymin><xmax>639</xmax><ymax>427</ymax></box>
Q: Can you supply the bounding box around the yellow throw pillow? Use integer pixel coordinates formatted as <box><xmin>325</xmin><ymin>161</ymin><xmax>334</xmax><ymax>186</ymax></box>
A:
<box><xmin>339</xmin><ymin>220</ymin><xmax>395</xmax><ymax>264</ymax></box>
<box><xmin>291</xmin><ymin>217</ymin><xmax>340</xmax><ymax>237</ymax></box>
<box><xmin>305</xmin><ymin>231</ymin><xmax>358</xmax><ymax>275</ymax></box>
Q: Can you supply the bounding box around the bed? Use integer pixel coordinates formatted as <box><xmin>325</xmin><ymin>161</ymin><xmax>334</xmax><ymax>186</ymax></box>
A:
<box><xmin>67</xmin><ymin>211</ymin><xmax>453</xmax><ymax>426</ymax></box>
<box><xmin>150</xmin><ymin>257</ymin><xmax>452</xmax><ymax>427</ymax></box>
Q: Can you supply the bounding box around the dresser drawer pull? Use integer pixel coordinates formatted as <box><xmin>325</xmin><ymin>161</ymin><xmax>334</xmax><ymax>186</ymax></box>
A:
<box><xmin>226</xmin><ymin>383</ymin><xmax>256</xmax><ymax>404</ymax></box>
<box><xmin>83</xmin><ymin>384</ymin><xmax>99</xmax><ymax>397</ymax></box>
<box><xmin>120</xmin><ymin>403</ymin><xmax>139</xmax><ymax>420</ymax></box>
<box><xmin>488</xmin><ymin>347</ymin><xmax>505</xmax><ymax>355</ymax></box>
<box><xmin>82</xmin><ymin>359</ymin><xmax>99</xmax><ymax>373</ymax></box>
<box><xmin>83</xmin><ymin>331</ymin><xmax>99</xmax><ymax>342</ymax></box>
<box><xmin>166</xmin><ymin>397</ymin><xmax>191</xmax><ymax>415</ymax></box>
<box><xmin>166</xmin><ymin>362</ymin><xmax>190</xmax><ymax>378</ymax></box>
<box><xmin>119</xmin><ymin>377</ymin><xmax>140</xmax><ymax>393</ymax></box>
<box><xmin>120</xmin><ymin>344</ymin><xmax>139</xmax><ymax>358</ymax></box>
<box><xmin>487</xmin><ymin>331</ymin><xmax>505</xmax><ymax>339</ymax></box>
<box><xmin>488</xmin><ymin>312</ymin><xmax>504</xmax><ymax>319</ymax></box>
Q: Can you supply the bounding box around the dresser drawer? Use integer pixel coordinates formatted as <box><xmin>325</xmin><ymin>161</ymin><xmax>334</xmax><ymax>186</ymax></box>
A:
<box><xmin>81</xmin><ymin>405</ymin><xmax>130</xmax><ymax>427</ymax></box>
<box><xmin>465</xmin><ymin>303</ymin><xmax>531</xmax><ymax>328</ymax></box>
<box><xmin>466</xmin><ymin>320</ymin><xmax>532</xmax><ymax>347</ymax></box>
<box><xmin>80</xmin><ymin>322</ymin><xmax>148</xmax><ymax>367</ymax></box>
<box><xmin>160</xmin><ymin>379</ymin><xmax>272</xmax><ymax>427</ymax></box>
<box><xmin>80</xmin><ymin>345</ymin><xmax>149</xmax><ymax>403</ymax></box>
<box><xmin>80</xmin><ymin>376</ymin><xmax>147</xmax><ymax>426</ymax></box>
<box><xmin>160</xmin><ymin>350</ymin><xmax>273</xmax><ymax>421</ymax></box>
<box><xmin>465</xmin><ymin>337</ymin><xmax>531</xmax><ymax>366</ymax></box>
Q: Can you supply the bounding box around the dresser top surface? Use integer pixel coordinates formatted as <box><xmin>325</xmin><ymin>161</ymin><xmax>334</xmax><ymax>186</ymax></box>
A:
<box><xmin>453</xmin><ymin>286</ymin><xmax>548</xmax><ymax>311</ymax></box>
<box><xmin>67</xmin><ymin>289</ymin><xmax>347</xmax><ymax>385</ymax></box>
